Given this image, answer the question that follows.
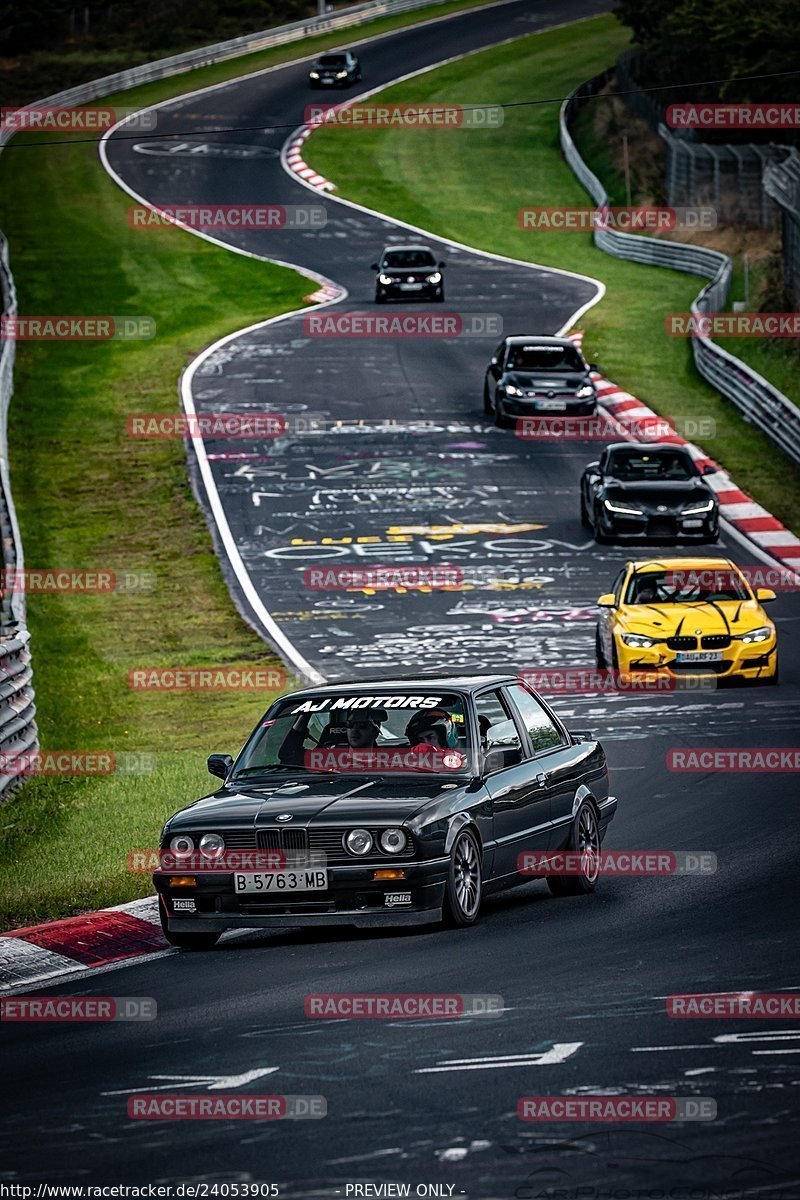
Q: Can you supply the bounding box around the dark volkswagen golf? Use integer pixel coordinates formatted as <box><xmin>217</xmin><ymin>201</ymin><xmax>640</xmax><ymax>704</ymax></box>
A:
<box><xmin>581</xmin><ymin>442</ymin><xmax>719</xmax><ymax>544</ymax></box>
<box><xmin>154</xmin><ymin>675</ymin><xmax>617</xmax><ymax>949</ymax></box>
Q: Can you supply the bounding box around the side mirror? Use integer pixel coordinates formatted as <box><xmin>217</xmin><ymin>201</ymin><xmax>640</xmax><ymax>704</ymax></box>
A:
<box><xmin>370</xmin><ymin>262</ymin><xmax>379</xmax><ymax>271</ymax></box>
<box><xmin>586</xmin><ymin>460</ymin><xmax>600</xmax><ymax>472</ymax></box>
<box><xmin>207</xmin><ymin>753</ymin><xmax>233</xmax><ymax>779</ymax></box>
<box><xmin>568</xmin><ymin>729</ymin><xmax>595</xmax><ymax>742</ymax></box>
<box><xmin>597</xmin><ymin>593</ymin><xmax>617</xmax><ymax>608</ymax></box>
<box><xmin>438</xmin><ymin>260</ymin><xmax>446</xmax><ymax>269</ymax></box>
<box><xmin>756</xmin><ymin>588</ymin><xmax>776</xmax><ymax>603</ymax></box>
<box><xmin>701</xmin><ymin>463</ymin><xmax>717</xmax><ymax>475</ymax></box>
<box><xmin>589</xmin><ymin>362</ymin><xmax>600</xmax><ymax>372</ymax></box>
<box><xmin>483</xmin><ymin>748</ymin><xmax>506</xmax><ymax>775</ymax></box>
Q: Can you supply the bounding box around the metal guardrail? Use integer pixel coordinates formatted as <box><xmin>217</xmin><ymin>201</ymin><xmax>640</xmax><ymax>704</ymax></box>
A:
<box><xmin>764</xmin><ymin>149</ymin><xmax>800</xmax><ymax>311</ymax></box>
<box><xmin>0</xmin><ymin>237</ymin><xmax>39</xmax><ymax>801</ymax></box>
<box><xmin>0</xmin><ymin>0</ymin><xmax>451</xmax><ymax>799</ymax></box>
<box><xmin>560</xmin><ymin>72</ymin><xmax>800</xmax><ymax>469</ymax></box>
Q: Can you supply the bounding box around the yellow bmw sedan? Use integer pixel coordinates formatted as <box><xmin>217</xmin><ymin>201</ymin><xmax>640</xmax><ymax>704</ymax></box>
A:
<box><xmin>595</xmin><ymin>557</ymin><xmax>778</xmax><ymax>685</ymax></box>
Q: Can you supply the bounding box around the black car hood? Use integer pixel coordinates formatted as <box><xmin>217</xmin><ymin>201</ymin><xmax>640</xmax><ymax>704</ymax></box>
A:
<box><xmin>168</xmin><ymin>775</ymin><xmax>466</xmax><ymax>830</ymax></box>
<box><xmin>604</xmin><ymin>479</ymin><xmax>714</xmax><ymax>509</ymax></box>
<box><xmin>503</xmin><ymin>371</ymin><xmax>591</xmax><ymax>390</ymax></box>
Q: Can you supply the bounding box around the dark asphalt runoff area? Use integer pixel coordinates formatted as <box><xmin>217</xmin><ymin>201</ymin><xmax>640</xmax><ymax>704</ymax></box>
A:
<box><xmin>3</xmin><ymin>1</ymin><xmax>800</xmax><ymax>1195</ymax></box>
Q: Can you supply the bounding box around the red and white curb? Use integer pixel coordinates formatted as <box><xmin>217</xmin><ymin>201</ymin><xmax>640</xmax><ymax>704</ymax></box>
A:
<box><xmin>285</xmin><ymin>125</ymin><xmax>336</xmax><ymax>193</ymax></box>
<box><xmin>569</xmin><ymin>330</ymin><xmax>800</xmax><ymax>575</ymax></box>
<box><xmin>0</xmin><ymin>897</ymin><xmax>168</xmax><ymax>992</ymax></box>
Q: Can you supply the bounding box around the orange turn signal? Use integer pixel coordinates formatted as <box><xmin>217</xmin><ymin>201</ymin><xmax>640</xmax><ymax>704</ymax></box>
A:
<box><xmin>168</xmin><ymin>876</ymin><xmax>197</xmax><ymax>887</ymax></box>
<box><xmin>373</xmin><ymin>869</ymin><xmax>406</xmax><ymax>880</ymax></box>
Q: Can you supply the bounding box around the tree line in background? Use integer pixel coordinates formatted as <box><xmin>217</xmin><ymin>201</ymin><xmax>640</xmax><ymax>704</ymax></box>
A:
<box><xmin>0</xmin><ymin>0</ymin><xmax>314</xmax><ymax>57</ymax></box>
<box><xmin>614</xmin><ymin>0</ymin><xmax>800</xmax><ymax>109</ymax></box>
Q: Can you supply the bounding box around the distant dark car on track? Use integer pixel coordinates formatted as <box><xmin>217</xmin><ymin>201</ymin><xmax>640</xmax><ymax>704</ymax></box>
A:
<box><xmin>154</xmin><ymin>675</ymin><xmax>617</xmax><ymax>949</ymax></box>
<box><xmin>308</xmin><ymin>50</ymin><xmax>361</xmax><ymax>88</ymax></box>
<box><xmin>581</xmin><ymin>442</ymin><xmax>719</xmax><ymax>543</ymax></box>
<box><xmin>371</xmin><ymin>244</ymin><xmax>446</xmax><ymax>302</ymax></box>
<box><xmin>484</xmin><ymin>335</ymin><xmax>597</xmax><ymax>426</ymax></box>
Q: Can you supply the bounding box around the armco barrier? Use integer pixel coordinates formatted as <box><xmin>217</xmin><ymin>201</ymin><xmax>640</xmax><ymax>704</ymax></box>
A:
<box><xmin>0</xmin><ymin>0</ymin><xmax>451</xmax><ymax>799</ymax></box>
<box><xmin>560</xmin><ymin>72</ymin><xmax>800</xmax><ymax>469</ymax></box>
<box><xmin>0</xmin><ymin>235</ymin><xmax>39</xmax><ymax>803</ymax></box>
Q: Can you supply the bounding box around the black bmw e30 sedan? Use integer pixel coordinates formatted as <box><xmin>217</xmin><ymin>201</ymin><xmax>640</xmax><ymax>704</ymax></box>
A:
<box><xmin>154</xmin><ymin>675</ymin><xmax>618</xmax><ymax>949</ymax></box>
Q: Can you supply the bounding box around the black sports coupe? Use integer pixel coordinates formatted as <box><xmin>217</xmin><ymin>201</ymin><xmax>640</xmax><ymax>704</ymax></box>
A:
<box><xmin>154</xmin><ymin>675</ymin><xmax>617</xmax><ymax>949</ymax></box>
<box><xmin>484</xmin><ymin>335</ymin><xmax>597</xmax><ymax>425</ymax></box>
<box><xmin>308</xmin><ymin>50</ymin><xmax>361</xmax><ymax>88</ymax></box>
<box><xmin>581</xmin><ymin>442</ymin><xmax>720</xmax><ymax>544</ymax></box>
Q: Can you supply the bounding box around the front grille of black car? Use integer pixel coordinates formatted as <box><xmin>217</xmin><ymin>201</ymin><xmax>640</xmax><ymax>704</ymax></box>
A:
<box><xmin>177</xmin><ymin>827</ymin><xmax>415</xmax><ymax>865</ymax></box>
<box><xmin>701</xmin><ymin>634</ymin><xmax>731</xmax><ymax>648</ymax></box>
<box><xmin>646</xmin><ymin>516</ymin><xmax>678</xmax><ymax>536</ymax></box>
<box><xmin>257</xmin><ymin>828</ymin><xmax>308</xmax><ymax>854</ymax></box>
<box><xmin>216</xmin><ymin>828</ymin><xmax>257</xmax><ymax>848</ymax></box>
<box><xmin>666</xmin><ymin>636</ymin><xmax>698</xmax><ymax>650</ymax></box>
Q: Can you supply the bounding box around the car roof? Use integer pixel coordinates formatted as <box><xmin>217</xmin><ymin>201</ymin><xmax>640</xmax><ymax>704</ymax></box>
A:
<box><xmin>603</xmin><ymin>441</ymin><xmax>692</xmax><ymax>455</ymax></box>
<box><xmin>625</xmin><ymin>557</ymin><xmax>735</xmax><ymax>572</ymax></box>
<box><xmin>381</xmin><ymin>244</ymin><xmax>435</xmax><ymax>253</ymax></box>
<box><xmin>503</xmin><ymin>335</ymin><xmax>576</xmax><ymax>347</ymax></box>
<box><xmin>282</xmin><ymin>673</ymin><xmax>516</xmax><ymax>699</ymax></box>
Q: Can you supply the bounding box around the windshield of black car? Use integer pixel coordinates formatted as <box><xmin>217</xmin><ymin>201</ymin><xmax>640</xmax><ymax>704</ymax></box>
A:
<box><xmin>606</xmin><ymin>448</ymin><xmax>698</xmax><ymax>481</ymax></box>
<box><xmin>625</xmin><ymin>569</ymin><xmax>750</xmax><ymax>605</ymax></box>
<box><xmin>383</xmin><ymin>251</ymin><xmax>436</xmax><ymax>269</ymax></box>
<box><xmin>504</xmin><ymin>345</ymin><xmax>585</xmax><ymax>372</ymax></box>
<box><xmin>317</xmin><ymin>55</ymin><xmax>347</xmax><ymax>66</ymax></box>
<box><xmin>232</xmin><ymin>692</ymin><xmax>471</xmax><ymax>777</ymax></box>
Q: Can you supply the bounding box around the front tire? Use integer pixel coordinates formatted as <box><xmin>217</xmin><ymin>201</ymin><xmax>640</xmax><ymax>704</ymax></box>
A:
<box><xmin>547</xmin><ymin>801</ymin><xmax>601</xmax><ymax>897</ymax></box>
<box><xmin>483</xmin><ymin>381</ymin><xmax>493</xmax><ymax>416</ymax></box>
<box><xmin>593</xmin><ymin>504</ymin><xmax>611</xmax><ymax>544</ymax></box>
<box><xmin>580</xmin><ymin>490</ymin><xmax>591</xmax><ymax>529</ymax></box>
<box><xmin>444</xmin><ymin>829</ymin><xmax>483</xmax><ymax>926</ymax></box>
<box><xmin>595</xmin><ymin>626</ymin><xmax>607</xmax><ymax>669</ymax></box>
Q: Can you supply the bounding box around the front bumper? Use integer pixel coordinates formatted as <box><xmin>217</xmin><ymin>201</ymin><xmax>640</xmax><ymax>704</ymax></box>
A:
<box><xmin>614</xmin><ymin>638</ymin><xmax>777</xmax><ymax>682</ymax></box>
<box><xmin>376</xmin><ymin>281</ymin><xmax>442</xmax><ymax>301</ymax></box>
<box><xmin>154</xmin><ymin>859</ymin><xmax>448</xmax><ymax>931</ymax></box>
<box><xmin>599</xmin><ymin>509</ymin><xmax>718</xmax><ymax>541</ymax></box>
<box><xmin>502</xmin><ymin>395</ymin><xmax>596</xmax><ymax>417</ymax></box>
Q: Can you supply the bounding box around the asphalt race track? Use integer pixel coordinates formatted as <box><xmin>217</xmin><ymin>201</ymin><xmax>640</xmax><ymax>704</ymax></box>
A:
<box><xmin>3</xmin><ymin>1</ymin><xmax>800</xmax><ymax>1194</ymax></box>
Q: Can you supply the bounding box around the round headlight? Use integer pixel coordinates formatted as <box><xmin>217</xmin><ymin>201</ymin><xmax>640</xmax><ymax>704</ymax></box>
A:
<box><xmin>345</xmin><ymin>828</ymin><xmax>373</xmax><ymax>856</ymax></box>
<box><xmin>170</xmin><ymin>834</ymin><xmax>194</xmax><ymax>857</ymax></box>
<box><xmin>380</xmin><ymin>828</ymin><xmax>407</xmax><ymax>854</ymax></box>
<box><xmin>199</xmin><ymin>832</ymin><xmax>225</xmax><ymax>859</ymax></box>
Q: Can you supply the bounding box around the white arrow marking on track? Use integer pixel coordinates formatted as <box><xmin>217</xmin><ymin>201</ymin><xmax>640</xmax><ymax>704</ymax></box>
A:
<box><xmin>414</xmin><ymin>1043</ymin><xmax>583</xmax><ymax>1073</ymax></box>
<box><xmin>102</xmin><ymin>1067</ymin><xmax>279</xmax><ymax>1095</ymax></box>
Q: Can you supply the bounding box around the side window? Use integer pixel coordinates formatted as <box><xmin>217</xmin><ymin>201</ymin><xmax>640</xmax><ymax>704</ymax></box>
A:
<box><xmin>506</xmin><ymin>685</ymin><xmax>564</xmax><ymax>755</ymax></box>
<box><xmin>493</xmin><ymin>340</ymin><xmax>505</xmax><ymax>365</ymax></box>
<box><xmin>475</xmin><ymin>690</ymin><xmax>523</xmax><ymax>769</ymax></box>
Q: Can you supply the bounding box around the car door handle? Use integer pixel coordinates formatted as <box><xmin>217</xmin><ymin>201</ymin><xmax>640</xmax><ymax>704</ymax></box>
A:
<box><xmin>536</xmin><ymin>772</ymin><xmax>547</xmax><ymax>787</ymax></box>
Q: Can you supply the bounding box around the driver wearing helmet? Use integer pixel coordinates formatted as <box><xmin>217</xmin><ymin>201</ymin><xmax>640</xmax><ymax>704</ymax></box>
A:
<box><xmin>405</xmin><ymin>709</ymin><xmax>457</xmax><ymax>752</ymax></box>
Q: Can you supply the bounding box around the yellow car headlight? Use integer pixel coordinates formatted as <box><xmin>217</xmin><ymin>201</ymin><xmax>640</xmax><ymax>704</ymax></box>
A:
<box><xmin>738</xmin><ymin>626</ymin><xmax>772</xmax><ymax>644</ymax></box>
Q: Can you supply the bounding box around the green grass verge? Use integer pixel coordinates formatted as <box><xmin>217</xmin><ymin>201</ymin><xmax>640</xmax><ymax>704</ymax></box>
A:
<box><xmin>305</xmin><ymin>12</ymin><xmax>800</xmax><ymax>530</ymax></box>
